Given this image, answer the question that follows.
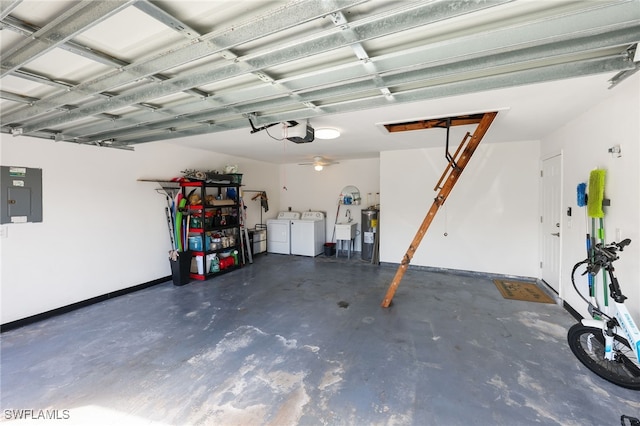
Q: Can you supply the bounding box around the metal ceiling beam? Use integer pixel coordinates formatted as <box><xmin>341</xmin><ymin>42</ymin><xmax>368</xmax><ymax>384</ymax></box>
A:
<box><xmin>133</xmin><ymin>0</ymin><xmax>234</xmax><ymax>103</ymax></box>
<box><xmin>223</xmin><ymin>28</ymin><xmax>639</xmax><ymax>124</ymax></box>
<box><xmin>0</xmin><ymin>11</ymin><xmax>211</xmax><ymax>125</ymax></box>
<box><xmin>0</xmin><ymin>89</ymin><xmax>38</xmax><ymax>104</ymax></box>
<box><xmin>256</xmin><ymin>57</ymin><xmax>635</xmax><ymax>125</ymax></box>
<box><xmin>297</xmin><ymin>28</ymin><xmax>640</xmax><ymax>102</ymax></box>
<box><xmin>138</xmin><ymin>1</ymin><xmax>324</xmax><ymax>124</ymax></box>
<box><xmin>369</xmin><ymin>3</ymin><xmax>640</xmax><ymax>79</ymax></box>
<box><xmin>112</xmin><ymin>56</ymin><xmax>632</xmax><ymax>145</ymax></box>
<box><xmin>11</xmin><ymin>0</ymin><xmax>511</xmax><ymax>135</ymax></box>
<box><xmin>609</xmin><ymin>65</ymin><xmax>640</xmax><ymax>88</ymax></box>
<box><xmin>54</xmin><ymin>33</ymin><xmax>639</xmax><ymax>143</ymax></box>
<box><xmin>133</xmin><ymin>1</ymin><xmax>200</xmax><ymax>40</ymax></box>
<box><xmin>330</xmin><ymin>11</ymin><xmax>392</xmax><ymax>98</ymax></box>
<box><xmin>4</xmin><ymin>0</ymin><xmax>637</xmax><ymax>146</ymax></box>
<box><xmin>47</xmin><ymin>22</ymin><xmax>640</xmax><ymax>143</ymax></box>
<box><xmin>0</xmin><ymin>5</ymin><xmax>214</xmax><ymax>122</ymax></box>
<box><xmin>135</xmin><ymin>1</ymin><xmax>321</xmax><ymax>122</ymax></box>
<box><xmin>274</xmin><ymin>1</ymin><xmax>640</xmax><ymax>92</ymax></box>
<box><xmin>1</xmin><ymin>0</ymin><xmax>367</xmax><ymax>127</ymax></box>
<box><xmin>0</xmin><ymin>0</ymin><xmax>136</xmax><ymax>78</ymax></box>
<box><xmin>28</xmin><ymin>0</ymin><xmax>639</xmax><ymax>139</ymax></box>
<box><xmin>0</xmin><ymin>15</ymin><xmax>129</xmax><ymax>68</ymax></box>
<box><xmin>0</xmin><ymin>0</ymin><xmax>22</xmax><ymax>20</ymax></box>
<box><xmin>608</xmin><ymin>44</ymin><xmax>640</xmax><ymax>88</ymax></box>
<box><xmin>7</xmin><ymin>69</ymin><xmax>74</xmax><ymax>90</ymax></box>
<box><xmin>168</xmin><ymin>24</ymin><xmax>639</xmax><ymax>128</ymax></box>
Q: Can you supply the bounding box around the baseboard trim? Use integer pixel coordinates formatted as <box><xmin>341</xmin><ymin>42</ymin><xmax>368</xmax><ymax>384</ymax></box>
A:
<box><xmin>1</xmin><ymin>276</ymin><xmax>171</xmax><ymax>332</ymax></box>
<box><xmin>379</xmin><ymin>262</ymin><xmax>538</xmax><ymax>283</ymax></box>
<box><xmin>562</xmin><ymin>300</ymin><xmax>583</xmax><ymax>321</ymax></box>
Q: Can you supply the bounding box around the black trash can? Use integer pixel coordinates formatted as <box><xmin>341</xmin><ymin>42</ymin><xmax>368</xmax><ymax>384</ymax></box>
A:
<box><xmin>324</xmin><ymin>242</ymin><xmax>336</xmax><ymax>256</ymax></box>
<box><xmin>170</xmin><ymin>252</ymin><xmax>192</xmax><ymax>286</ymax></box>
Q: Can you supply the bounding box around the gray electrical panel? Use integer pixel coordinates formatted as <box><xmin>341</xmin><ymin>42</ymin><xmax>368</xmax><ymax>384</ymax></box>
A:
<box><xmin>1</xmin><ymin>166</ymin><xmax>43</xmax><ymax>224</ymax></box>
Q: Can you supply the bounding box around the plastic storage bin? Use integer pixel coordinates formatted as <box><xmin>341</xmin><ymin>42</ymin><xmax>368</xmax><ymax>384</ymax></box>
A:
<box><xmin>188</xmin><ymin>235</ymin><xmax>212</xmax><ymax>251</ymax></box>
<box><xmin>188</xmin><ymin>236</ymin><xmax>202</xmax><ymax>251</ymax></box>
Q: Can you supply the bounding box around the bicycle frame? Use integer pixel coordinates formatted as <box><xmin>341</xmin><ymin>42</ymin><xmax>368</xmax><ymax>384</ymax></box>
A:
<box><xmin>581</xmin><ymin>302</ymin><xmax>640</xmax><ymax>363</ymax></box>
<box><xmin>568</xmin><ymin>238</ymin><xmax>640</xmax><ymax>389</ymax></box>
<box><xmin>579</xmin><ymin>238</ymin><xmax>640</xmax><ymax>362</ymax></box>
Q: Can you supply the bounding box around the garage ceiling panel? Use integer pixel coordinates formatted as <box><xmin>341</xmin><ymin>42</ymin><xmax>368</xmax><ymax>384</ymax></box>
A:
<box><xmin>0</xmin><ymin>0</ymin><xmax>637</xmax><ymax>163</ymax></box>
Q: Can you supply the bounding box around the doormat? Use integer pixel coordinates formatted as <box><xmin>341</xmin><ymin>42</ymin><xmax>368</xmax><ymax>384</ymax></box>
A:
<box><xmin>493</xmin><ymin>280</ymin><xmax>555</xmax><ymax>304</ymax></box>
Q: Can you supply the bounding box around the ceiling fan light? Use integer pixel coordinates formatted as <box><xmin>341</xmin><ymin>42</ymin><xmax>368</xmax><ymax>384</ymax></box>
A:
<box><xmin>314</xmin><ymin>164</ymin><xmax>324</xmax><ymax>171</ymax></box>
<box><xmin>315</xmin><ymin>128</ymin><xmax>340</xmax><ymax>139</ymax></box>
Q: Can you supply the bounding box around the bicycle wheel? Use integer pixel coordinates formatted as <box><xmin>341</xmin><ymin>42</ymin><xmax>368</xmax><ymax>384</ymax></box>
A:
<box><xmin>567</xmin><ymin>323</ymin><xmax>640</xmax><ymax>390</ymax></box>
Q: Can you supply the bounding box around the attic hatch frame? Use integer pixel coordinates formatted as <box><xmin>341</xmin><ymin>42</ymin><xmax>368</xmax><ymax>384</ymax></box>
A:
<box><xmin>381</xmin><ymin>111</ymin><xmax>498</xmax><ymax>308</ymax></box>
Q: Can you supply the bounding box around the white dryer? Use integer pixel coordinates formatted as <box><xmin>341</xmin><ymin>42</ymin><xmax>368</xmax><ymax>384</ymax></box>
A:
<box><xmin>266</xmin><ymin>211</ymin><xmax>301</xmax><ymax>254</ymax></box>
<box><xmin>291</xmin><ymin>211</ymin><xmax>326</xmax><ymax>257</ymax></box>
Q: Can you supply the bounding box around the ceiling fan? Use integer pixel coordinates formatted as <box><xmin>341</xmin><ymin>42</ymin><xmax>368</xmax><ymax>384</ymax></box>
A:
<box><xmin>298</xmin><ymin>156</ymin><xmax>339</xmax><ymax>171</ymax></box>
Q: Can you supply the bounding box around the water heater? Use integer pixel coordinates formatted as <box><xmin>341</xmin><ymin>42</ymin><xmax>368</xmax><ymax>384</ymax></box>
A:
<box><xmin>361</xmin><ymin>209</ymin><xmax>379</xmax><ymax>261</ymax></box>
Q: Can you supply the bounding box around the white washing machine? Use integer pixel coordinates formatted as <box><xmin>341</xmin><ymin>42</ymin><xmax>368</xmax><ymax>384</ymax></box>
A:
<box><xmin>291</xmin><ymin>211</ymin><xmax>326</xmax><ymax>257</ymax></box>
<box><xmin>266</xmin><ymin>211</ymin><xmax>300</xmax><ymax>254</ymax></box>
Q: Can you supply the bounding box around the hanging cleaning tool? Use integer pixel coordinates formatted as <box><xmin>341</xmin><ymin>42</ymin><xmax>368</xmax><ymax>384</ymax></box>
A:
<box><xmin>155</xmin><ymin>184</ymin><xmax>179</xmax><ymax>252</ymax></box>
<box><xmin>587</xmin><ymin>169</ymin><xmax>606</xmax><ymax>219</ymax></box>
<box><xmin>165</xmin><ymin>206</ymin><xmax>176</xmax><ymax>251</ymax></box>
<box><xmin>577</xmin><ymin>183</ymin><xmax>588</xmax><ymax>256</ymax></box>
<box><xmin>174</xmin><ymin>192</ymin><xmax>186</xmax><ymax>252</ymax></box>
<box><xmin>577</xmin><ymin>182</ymin><xmax>596</xmax><ymax>300</ymax></box>
<box><xmin>180</xmin><ymin>196</ymin><xmax>188</xmax><ymax>251</ymax></box>
<box><xmin>173</xmin><ymin>191</ymin><xmax>181</xmax><ymax>251</ymax></box>
<box><xmin>587</xmin><ymin>170</ymin><xmax>607</xmax><ymax>257</ymax></box>
<box><xmin>576</xmin><ymin>183</ymin><xmax>587</xmax><ymax>208</ymax></box>
<box><xmin>331</xmin><ymin>201</ymin><xmax>341</xmax><ymax>243</ymax></box>
<box><xmin>381</xmin><ymin>111</ymin><xmax>498</xmax><ymax>308</ymax></box>
<box><xmin>588</xmin><ymin>168</ymin><xmax>609</xmax><ymax>311</ymax></box>
<box><xmin>240</xmin><ymin>196</ymin><xmax>253</xmax><ymax>265</ymax></box>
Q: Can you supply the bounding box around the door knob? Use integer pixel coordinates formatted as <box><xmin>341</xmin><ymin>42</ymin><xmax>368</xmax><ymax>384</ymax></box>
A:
<box><xmin>551</xmin><ymin>232</ymin><xmax>560</xmax><ymax>237</ymax></box>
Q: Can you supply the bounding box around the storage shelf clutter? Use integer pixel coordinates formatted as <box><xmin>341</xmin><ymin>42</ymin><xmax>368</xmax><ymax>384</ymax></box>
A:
<box><xmin>181</xmin><ymin>176</ymin><xmax>243</xmax><ymax>280</ymax></box>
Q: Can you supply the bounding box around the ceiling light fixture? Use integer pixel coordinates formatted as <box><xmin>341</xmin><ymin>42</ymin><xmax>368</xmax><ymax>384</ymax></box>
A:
<box><xmin>299</xmin><ymin>156</ymin><xmax>339</xmax><ymax>170</ymax></box>
<box><xmin>315</xmin><ymin>128</ymin><xmax>340</xmax><ymax>139</ymax></box>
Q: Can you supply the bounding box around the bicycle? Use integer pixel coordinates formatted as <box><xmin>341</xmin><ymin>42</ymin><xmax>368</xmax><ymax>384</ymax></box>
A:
<box><xmin>567</xmin><ymin>238</ymin><xmax>640</xmax><ymax>390</ymax></box>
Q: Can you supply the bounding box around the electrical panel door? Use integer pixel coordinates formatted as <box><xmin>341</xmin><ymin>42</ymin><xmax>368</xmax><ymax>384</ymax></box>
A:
<box><xmin>1</xmin><ymin>166</ymin><xmax>43</xmax><ymax>224</ymax></box>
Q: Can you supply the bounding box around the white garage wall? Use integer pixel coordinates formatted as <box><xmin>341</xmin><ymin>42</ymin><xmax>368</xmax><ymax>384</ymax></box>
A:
<box><xmin>380</xmin><ymin>140</ymin><xmax>541</xmax><ymax>277</ymax></box>
<box><xmin>278</xmin><ymin>158</ymin><xmax>381</xmax><ymax>251</ymax></box>
<box><xmin>0</xmin><ymin>137</ymin><xmax>279</xmax><ymax>324</ymax></box>
<box><xmin>541</xmin><ymin>74</ymin><xmax>640</xmax><ymax>322</ymax></box>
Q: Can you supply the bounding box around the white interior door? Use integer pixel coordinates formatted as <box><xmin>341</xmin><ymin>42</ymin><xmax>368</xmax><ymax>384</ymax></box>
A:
<box><xmin>541</xmin><ymin>154</ymin><xmax>562</xmax><ymax>293</ymax></box>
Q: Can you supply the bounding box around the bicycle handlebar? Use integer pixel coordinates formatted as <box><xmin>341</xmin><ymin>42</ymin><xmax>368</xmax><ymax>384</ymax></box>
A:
<box><xmin>583</xmin><ymin>239</ymin><xmax>632</xmax><ymax>276</ymax></box>
<box><xmin>617</xmin><ymin>238</ymin><xmax>632</xmax><ymax>251</ymax></box>
<box><xmin>593</xmin><ymin>238</ymin><xmax>631</xmax><ymax>258</ymax></box>
<box><xmin>573</xmin><ymin>238</ymin><xmax>632</xmax><ymax>309</ymax></box>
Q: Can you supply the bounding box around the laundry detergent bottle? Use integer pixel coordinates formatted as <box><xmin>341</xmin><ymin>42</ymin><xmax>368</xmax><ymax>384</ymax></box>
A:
<box><xmin>210</xmin><ymin>254</ymin><xmax>220</xmax><ymax>273</ymax></box>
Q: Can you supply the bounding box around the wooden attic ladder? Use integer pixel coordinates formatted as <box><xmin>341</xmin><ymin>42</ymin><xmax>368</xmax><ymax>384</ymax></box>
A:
<box><xmin>381</xmin><ymin>111</ymin><xmax>498</xmax><ymax>308</ymax></box>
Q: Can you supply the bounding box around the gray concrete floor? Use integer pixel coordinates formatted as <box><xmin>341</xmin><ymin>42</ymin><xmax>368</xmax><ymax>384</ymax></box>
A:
<box><xmin>1</xmin><ymin>254</ymin><xmax>638</xmax><ymax>425</ymax></box>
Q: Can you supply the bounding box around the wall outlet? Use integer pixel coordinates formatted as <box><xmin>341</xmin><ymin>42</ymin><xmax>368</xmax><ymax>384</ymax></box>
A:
<box><xmin>0</xmin><ymin>226</ymin><xmax>7</xmax><ymax>238</ymax></box>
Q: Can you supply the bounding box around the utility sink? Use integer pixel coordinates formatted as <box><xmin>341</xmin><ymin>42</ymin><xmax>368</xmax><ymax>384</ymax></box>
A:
<box><xmin>335</xmin><ymin>222</ymin><xmax>357</xmax><ymax>240</ymax></box>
